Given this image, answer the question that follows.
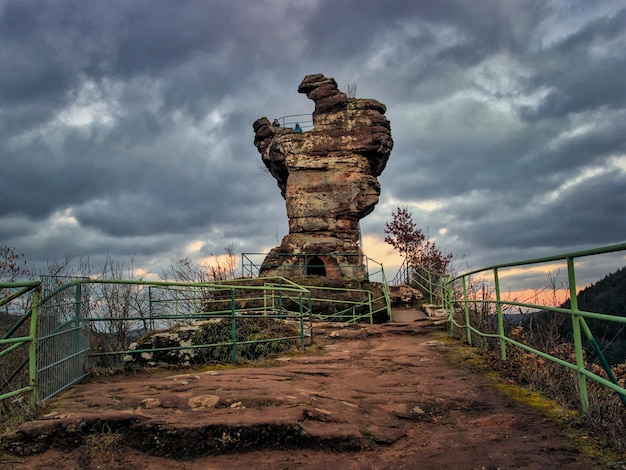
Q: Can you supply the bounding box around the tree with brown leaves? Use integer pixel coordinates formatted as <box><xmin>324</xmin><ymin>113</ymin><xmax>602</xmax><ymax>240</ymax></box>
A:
<box><xmin>384</xmin><ymin>207</ymin><xmax>452</xmax><ymax>275</ymax></box>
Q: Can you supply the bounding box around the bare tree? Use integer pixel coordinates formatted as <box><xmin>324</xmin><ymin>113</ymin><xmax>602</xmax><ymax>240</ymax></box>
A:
<box><xmin>384</xmin><ymin>207</ymin><xmax>452</xmax><ymax>275</ymax></box>
<box><xmin>0</xmin><ymin>245</ymin><xmax>30</xmax><ymax>281</ymax></box>
<box><xmin>161</xmin><ymin>243</ymin><xmax>239</xmax><ymax>282</ymax></box>
<box><xmin>88</xmin><ymin>253</ymin><xmax>149</xmax><ymax>361</ymax></box>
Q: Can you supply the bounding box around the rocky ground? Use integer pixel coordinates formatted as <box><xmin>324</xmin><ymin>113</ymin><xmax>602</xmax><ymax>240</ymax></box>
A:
<box><xmin>0</xmin><ymin>310</ymin><xmax>613</xmax><ymax>469</ymax></box>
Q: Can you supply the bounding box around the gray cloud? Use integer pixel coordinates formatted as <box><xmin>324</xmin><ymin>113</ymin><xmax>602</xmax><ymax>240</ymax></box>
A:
<box><xmin>0</xmin><ymin>0</ymin><xmax>624</xmax><ymax>288</ymax></box>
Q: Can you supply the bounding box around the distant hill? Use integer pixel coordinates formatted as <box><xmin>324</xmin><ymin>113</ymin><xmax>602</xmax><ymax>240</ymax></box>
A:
<box><xmin>566</xmin><ymin>266</ymin><xmax>626</xmax><ymax>316</ymax></box>
<box><xmin>561</xmin><ymin>266</ymin><xmax>626</xmax><ymax>364</ymax></box>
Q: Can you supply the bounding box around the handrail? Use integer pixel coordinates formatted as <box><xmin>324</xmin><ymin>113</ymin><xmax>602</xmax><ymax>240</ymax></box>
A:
<box><xmin>379</xmin><ymin>266</ymin><xmax>393</xmax><ymax>321</ymax></box>
<box><xmin>390</xmin><ymin>259</ymin><xmax>449</xmax><ymax>305</ymax></box>
<box><xmin>439</xmin><ymin>242</ymin><xmax>626</xmax><ymax>412</ymax></box>
<box><xmin>0</xmin><ymin>282</ymin><xmax>40</xmax><ymax>406</ymax></box>
<box><xmin>300</xmin><ymin>285</ymin><xmax>375</xmax><ymax>324</ymax></box>
<box><xmin>390</xmin><ymin>257</ymin><xmax>411</xmax><ymax>286</ymax></box>
<box><xmin>449</xmin><ymin>241</ymin><xmax>626</xmax><ymax>282</ymax></box>
<box><xmin>241</xmin><ymin>253</ymin><xmax>392</xmax><ymax>322</ymax></box>
<box><xmin>1</xmin><ymin>277</ymin><xmax>312</xmax><ymax>406</ymax></box>
<box><xmin>275</xmin><ymin>113</ymin><xmax>313</xmax><ymax>131</ymax></box>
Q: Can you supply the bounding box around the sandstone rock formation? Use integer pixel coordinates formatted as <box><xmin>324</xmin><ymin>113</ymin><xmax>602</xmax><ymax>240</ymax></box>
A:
<box><xmin>253</xmin><ymin>74</ymin><xmax>392</xmax><ymax>279</ymax></box>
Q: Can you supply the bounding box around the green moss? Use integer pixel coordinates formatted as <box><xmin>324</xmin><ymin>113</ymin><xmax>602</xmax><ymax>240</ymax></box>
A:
<box><xmin>432</xmin><ymin>330</ymin><xmax>626</xmax><ymax>466</ymax></box>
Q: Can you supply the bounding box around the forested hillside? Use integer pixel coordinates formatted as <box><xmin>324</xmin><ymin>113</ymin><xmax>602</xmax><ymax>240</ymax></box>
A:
<box><xmin>562</xmin><ymin>267</ymin><xmax>626</xmax><ymax>364</ymax></box>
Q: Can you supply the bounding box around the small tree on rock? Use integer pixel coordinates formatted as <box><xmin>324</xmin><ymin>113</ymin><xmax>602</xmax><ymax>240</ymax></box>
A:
<box><xmin>384</xmin><ymin>207</ymin><xmax>452</xmax><ymax>276</ymax></box>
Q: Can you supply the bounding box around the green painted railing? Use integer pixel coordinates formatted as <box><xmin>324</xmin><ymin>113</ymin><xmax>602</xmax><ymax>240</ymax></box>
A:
<box><xmin>436</xmin><ymin>242</ymin><xmax>626</xmax><ymax>412</ymax></box>
<box><xmin>0</xmin><ymin>281</ymin><xmax>40</xmax><ymax>407</ymax></box>
<box><xmin>379</xmin><ymin>267</ymin><xmax>393</xmax><ymax>322</ymax></box>
<box><xmin>302</xmin><ymin>285</ymin><xmax>374</xmax><ymax>323</ymax></box>
<box><xmin>1</xmin><ymin>277</ymin><xmax>311</xmax><ymax>406</ymax></box>
<box><xmin>2</xmin><ymin>268</ymin><xmax>393</xmax><ymax>407</ymax></box>
<box><xmin>396</xmin><ymin>262</ymin><xmax>449</xmax><ymax>306</ymax></box>
<box><xmin>241</xmin><ymin>252</ymin><xmax>392</xmax><ymax>322</ymax></box>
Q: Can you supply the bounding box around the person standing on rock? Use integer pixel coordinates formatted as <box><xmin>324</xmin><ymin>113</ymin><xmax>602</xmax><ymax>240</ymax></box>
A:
<box><xmin>273</xmin><ymin>118</ymin><xmax>280</xmax><ymax>127</ymax></box>
<box><xmin>294</xmin><ymin>123</ymin><xmax>302</xmax><ymax>132</ymax></box>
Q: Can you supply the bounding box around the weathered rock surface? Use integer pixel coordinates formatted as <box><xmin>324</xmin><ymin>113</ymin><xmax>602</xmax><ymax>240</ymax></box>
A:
<box><xmin>253</xmin><ymin>74</ymin><xmax>393</xmax><ymax>279</ymax></box>
<box><xmin>3</xmin><ymin>320</ymin><xmax>605</xmax><ymax>469</ymax></box>
<box><xmin>121</xmin><ymin>322</ymin><xmax>212</xmax><ymax>366</ymax></box>
<box><xmin>120</xmin><ymin>318</ymin><xmax>301</xmax><ymax>366</ymax></box>
<box><xmin>389</xmin><ymin>284</ymin><xmax>424</xmax><ymax>305</ymax></box>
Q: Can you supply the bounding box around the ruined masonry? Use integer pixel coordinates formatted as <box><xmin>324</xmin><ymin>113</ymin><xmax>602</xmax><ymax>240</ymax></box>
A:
<box><xmin>253</xmin><ymin>74</ymin><xmax>393</xmax><ymax>279</ymax></box>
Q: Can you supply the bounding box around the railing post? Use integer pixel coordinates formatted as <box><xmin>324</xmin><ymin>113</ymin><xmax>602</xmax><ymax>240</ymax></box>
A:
<box><xmin>580</xmin><ymin>317</ymin><xmax>626</xmax><ymax>408</ymax></box>
<box><xmin>462</xmin><ymin>277</ymin><xmax>472</xmax><ymax>346</ymax></box>
<box><xmin>428</xmin><ymin>272</ymin><xmax>433</xmax><ymax>304</ymax></box>
<box><xmin>29</xmin><ymin>287</ymin><xmax>41</xmax><ymax>407</ymax></box>
<box><xmin>494</xmin><ymin>268</ymin><xmax>506</xmax><ymax>360</ymax></box>
<box><xmin>567</xmin><ymin>256</ymin><xmax>589</xmax><ymax>412</ymax></box>
<box><xmin>438</xmin><ymin>275</ymin><xmax>443</xmax><ymax>307</ymax></box>
<box><xmin>405</xmin><ymin>259</ymin><xmax>410</xmax><ymax>284</ymax></box>
<box><xmin>175</xmin><ymin>289</ymin><xmax>179</xmax><ymax>318</ymax></box>
<box><xmin>148</xmin><ymin>286</ymin><xmax>153</xmax><ymax>331</ymax></box>
<box><xmin>299</xmin><ymin>292</ymin><xmax>305</xmax><ymax>348</ymax></box>
<box><xmin>380</xmin><ymin>265</ymin><xmax>393</xmax><ymax>322</ymax></box>
<box><xmin>230</xmin><ymin>288</ymin><xmax>237</xmax><ymax>362</ymax></box>
<box><xmin>74</xmin><ymin>283</ymin><xmax>82</xmax><ymax>370</ymax></box>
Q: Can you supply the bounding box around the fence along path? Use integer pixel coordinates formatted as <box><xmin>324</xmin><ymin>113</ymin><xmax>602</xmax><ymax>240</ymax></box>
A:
<box><xmin>1</xmin><ymin>277</ymin><xmax>312</xmax><ymax>405</ymax></box>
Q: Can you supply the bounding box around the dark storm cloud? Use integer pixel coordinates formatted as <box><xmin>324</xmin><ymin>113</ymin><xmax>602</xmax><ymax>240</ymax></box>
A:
<box><xmin>452</xmin><ymin>168</ymin><xmax>626</xmax><ymax>249</ymax></box>
<box><xmin>522</xmin><ymin>8</ymin><xmax>626</xmax><ymax>119</ymax></box>
<box><xmin>381</xmin><ymin>2</ymin><xmax>625</xmax><ymax>257</ymax></box>
<box><xmin>0</xmin><ymin>0</ymin><xmax>624</xmax><ymax>281</ymax></box>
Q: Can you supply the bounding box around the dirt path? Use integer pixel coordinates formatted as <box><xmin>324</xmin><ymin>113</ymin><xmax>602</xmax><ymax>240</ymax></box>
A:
<box><xmin>1</xmin><ymin>318</ymin><xmax>608</xmax><ymax>469</ymax></box>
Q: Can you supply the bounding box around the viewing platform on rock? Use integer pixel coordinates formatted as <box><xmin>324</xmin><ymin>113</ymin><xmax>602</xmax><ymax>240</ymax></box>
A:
<box><xmin>274</xmin><ymin>113</ymin><xmax>313</xmax><ymax>131</ymax></box>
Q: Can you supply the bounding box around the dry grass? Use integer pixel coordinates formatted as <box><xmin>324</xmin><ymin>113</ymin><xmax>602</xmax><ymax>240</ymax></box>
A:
<box><xmin>0</xmin><ymin>396</ymin><xmax>45</xmax><ymax>439</ymax></box>
<box><xmin>449</xmin><ymin>308</ymin><xmax>626</xmax><ymax>462</ymax></box>
<box><xmin>84</xmin><ymin>425</ymin><xmax>124</xmax><ymax>460</ymax></box>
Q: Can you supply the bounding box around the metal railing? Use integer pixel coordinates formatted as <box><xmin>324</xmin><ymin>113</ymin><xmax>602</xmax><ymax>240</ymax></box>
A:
<box><xmin>371</xmin><ymin>259</ymin><xmax>393</xmax><ymax>322</ymax></box>
<box><xmin>241</xmin><ymin>252</ymin><xmax>392</xmax><ymax>322</ymax></box>
<box><xmin>275</xmin><ymin>114</ymin><xmax>313</xmax><ymax>131</ymax></box>
<box><xmin>0</xmin><ymin>281</ymin><xmax>40</xmax><ymax>406</ymax></box>
<box><xmin>304</xmin><ymin>285</ymin><xmax>373</xmax><ymax>323</ymax></box>
<box><xmin>438</xmin><ymin>242</ymin><xmax>626</xmax><ymax>412</ymax></box>
<box><xmin>390</xmin><ymin>259</ymin><xmax>449</xmax><ymax>306</ymax></box>
<box><xmin>1</xmin><ymin>277</ymin><xmax>311</xmax><ymax>406</ymax></box>
<box><xmin>242</xmin><ymin>252</ymin><xmax>374</xmax><ymax>279</ymax></box>
<box><xmin>411</xmin><ymin>266</ymin><xmax>449</xmax><ymax>305</ymax></box>
<box><xmin>37</xmin><ymin>276</ymin><xmax>91</xmax><ymax>402</ymax></box>
<box><xmin>391</xmin><ymin>257</ymin><xmax>408</xmax><ymax>286</ymax></box>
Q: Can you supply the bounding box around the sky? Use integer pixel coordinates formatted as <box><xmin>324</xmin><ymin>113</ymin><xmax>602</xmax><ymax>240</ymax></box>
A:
<box><xmin>1</xmin><ymin>0</ymin><xmax>625</xmax><ymax>293</ymax></box>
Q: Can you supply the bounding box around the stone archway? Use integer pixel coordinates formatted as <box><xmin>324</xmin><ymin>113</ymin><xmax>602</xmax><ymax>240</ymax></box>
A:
<box><xmin>306</xmin><ymin>256</ymin><xmax>326</xmax><ymax>276</ymax></box>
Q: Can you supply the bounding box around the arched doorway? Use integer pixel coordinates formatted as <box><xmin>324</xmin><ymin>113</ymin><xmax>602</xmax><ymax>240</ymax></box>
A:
<box><xmin>306</xmin><ymin>256</ymin><xmax>326</xmax><ymax>276</ymax></box>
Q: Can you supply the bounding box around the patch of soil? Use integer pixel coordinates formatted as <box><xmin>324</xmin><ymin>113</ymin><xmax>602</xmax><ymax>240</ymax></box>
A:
<box><xmin>0</xmin><ymin>319</ymin><xmax>611</xmax><ymax>469</ymax></box>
